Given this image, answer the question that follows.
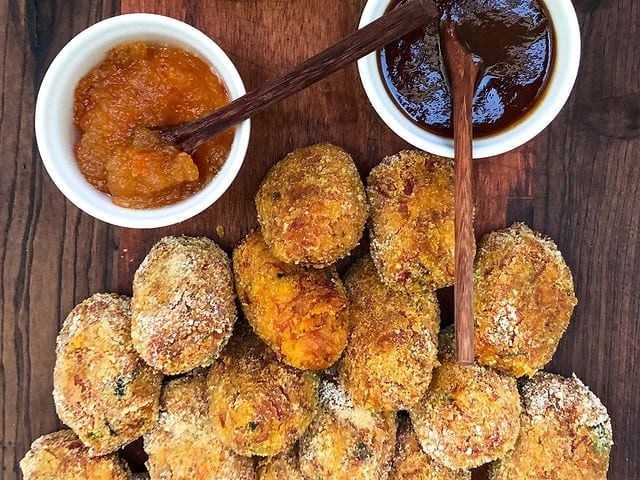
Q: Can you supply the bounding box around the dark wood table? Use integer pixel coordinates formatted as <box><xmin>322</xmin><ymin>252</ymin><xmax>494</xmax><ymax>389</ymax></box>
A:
<box><xmin>2</xmin><ymin>1</ymin><xmax>638</xmax><ymax>479</ymax></box>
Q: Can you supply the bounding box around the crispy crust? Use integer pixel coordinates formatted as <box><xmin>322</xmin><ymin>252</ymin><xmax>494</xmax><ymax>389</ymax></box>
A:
<box><xmin>233</xmin><ymin>230</ymin><xmax>350</xmax><ymax>370</ymax></box>
<box><xmin>256</xmin><ymin>447</ymin><xmax>304</xmax><ymax>480</ymax></box>
<box><xmin>368</xmin><ymin>150</ymin><xmax>460</xmax><ymax>292</ymax></box>
<box><xmin>144</xmin><ymin>371</ymin><xmax>255</xmax><ymax>479</ymax></box>
<box><xmin>256</xmin><ymin>143</ymin><xmax>368</xmax><ymax>267</ymax></box>
<box><xmin>20</xmin><ymin>430</ymin><xmax>131</xmax><ymax>480</ymax></box>
<box><xmin>53</xmin><ymin>294</ymin><xmax>162</xmax><ymax>456</ymax></box>
<box><xmin>490</xmin><ymin>372</ymin><xmax>613</xmax><ymax>480</ymax></box>
<box><xmin>132</xmin><ymin>236</ymin><xmax>237</xmax><ymax>375</ymax></box>
<box><xmin>410</xmin><ymin>358</ymin><xmax>521</xmax><ymax>469</ymax></box>
<box><xmin>208</xmin><ymin>329</ymin><xmax>319</xmax><ymax>457</ymax></box>
<box><xmin>389</xmin><ymin>417</ymin><xmax>471</xmax><ymax>480</ymax></box>
<box><xmin>474</xmin><ymin>223</ymin><xmax>578</xmax><ymax>377</ymax></box>
<box><xmin>299</xmin><ymin>378</ymin><xmax>397</xmax><ymax>480</ymax></box>
<box><xmin>339</xmin><ymin>257</ymin><xmax>440</xmax><ymax>411</ymax></box>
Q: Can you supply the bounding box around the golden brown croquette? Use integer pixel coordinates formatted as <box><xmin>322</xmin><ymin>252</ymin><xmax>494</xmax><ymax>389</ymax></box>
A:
<box><xmin>132</xmin><ymin>236</ymin><xmax>237</xmax><ymax>375</ymax></box>
<box><xmin>389</xmin><ymin>416</ymin><xmax>471</xmax><ymax>480</ymax></box>
<box><xmin>368</xmin><ymin>150</ymin><xmax>461</xmax><ymax>292</ymax></box>
<box><xmin>410</xmin><ymin>338</ymin><xmax>521</xmax><ymax>470</ymax></box>
<box><xmin>233</xmin><ymin>230</ymin><xmax>350</xmax><ymax>370</ymax></box>
<box><xmin>299</xmin><ymin>378</ymin><xmax>396</xmax><ymax>480</ymax></box>
<box><xmin>20</xmin><ymin>430</ymin><xmax>131</xmax><ymax>480</ymax></box>
<box><xmin>53</xmin><ymin>294</ymin><xmax>161</xmax><ymax>456</ymax></box>
<box><xmin>256</xmin><ymin>143</ymin><xmax>368</xmax><ymax>267</ymax></box>
<box><xmin>144</xmin><ymin>371</ymin><xmax>255</xmax><ymax>479</ymax></box>
<box><xmin>256</xmin><ymin>448</ymin><xmax>304</xmax><ymax>480</ymax></box>
<box><xmin>490</xmin><ymin>372</ymin><xmax>613</xmax><ymax>480</ymax></box>
<box><xmin>208</xmin><ymin>329</ymin><xmax>319</xmax><ymax>457</ymax></box>
<box><xmin>339</xmin><ymin>256</ymin><xmax>440</xmax><ymax>411</ymax></box>
<box><xmin>474</xmin><ymin>223</ymin><xmax>577</xmax><ymax>377</ymax></box>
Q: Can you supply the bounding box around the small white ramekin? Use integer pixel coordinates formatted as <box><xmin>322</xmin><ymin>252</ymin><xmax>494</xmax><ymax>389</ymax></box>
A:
<box><xmin>358</xmin><ymin>1</ymin><xmax>581</xmax><ymax>159</ymax></box>
<box><xmin>35</xmin><ymin>13</ymin><xmax>250</xmax><ymax>229</ymax></box>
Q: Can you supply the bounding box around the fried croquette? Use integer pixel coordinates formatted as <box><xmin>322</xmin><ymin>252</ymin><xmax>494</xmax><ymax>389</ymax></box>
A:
<box><xmin>299</xmin><ymin>378</ymin><xmax>396</xmax><ymax>480</ymax></box>
<box><xmin>368</xmin><ymin>150</ymin><xmax>459</xmax><ymax>292</ymax></box>
<box><xmin>389</xmin><ymin>416</ymin><xmax>471</xmax><ymax>480</ymax></box>
<box><xmin>410</xmin><ymin>332</ymin><xmax>521</xmax><ymax>470</ymax></box>
<box><xmin>339</xmin><ymin>256</ymin><xmax>440</xmax><ymax>411</ymax></box>
<box><xmin>256</xmin><ymin>143</ymin><xmax>368</xmax><ymax>267</ymax></box>
<box><xmin>490</xmin><ymin>372</ymin><xmax>613</xmax><ymax>480</ymax></box>
<box><xmin>233</xmin><ymin>230</ymin><xmax>349</xmax><ymax>370</ymax></box>
<box><xmin>144</xmin><ymin>371</ymin><xmax>255</xmax><ymax>479</ymax></box>
<box><xmin>53</xmin><ymin>294</ymin><xmax>162</xmax><ymax>456</ymax></box>
<box><xmin>132</xmin><ymin>236</ymin><xmax>237</xmax><ymax>375</ymax></box>
<box><xmin>20</xmin><ymin>430</ymin><xmax>131</xmax><ymax>480</ymax></box>
<box><xmin>208</xmin><ymin>329</ymin><xmax>319</xmax><ymax>457</ymax></box>
<box><xmin>474</xmin><ymin>223</ymin><xmax>577</xmax><ymax>377</ymax></box>
<box><xmin>256</xmin><ymin>448</ymin><xmax>304</xmax><ymax>480</ymax></box>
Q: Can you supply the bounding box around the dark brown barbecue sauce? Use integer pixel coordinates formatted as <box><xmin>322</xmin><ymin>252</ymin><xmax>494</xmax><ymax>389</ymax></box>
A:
<box><xmin>379</xmin><ymin>0</ymin><xmax>554</xmax><ymax>138</ymax></box>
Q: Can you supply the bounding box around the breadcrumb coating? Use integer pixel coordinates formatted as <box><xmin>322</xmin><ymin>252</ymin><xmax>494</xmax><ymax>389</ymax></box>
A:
<box><xmin>20</xmin><ymin>430</ymin><xmax>130</xmax><ymax>480</ymax></box>
<box><xmin>410</xmin><ymin>336</ymin><xmax>521</xmax><ymax>470</ymax></box>
<box><xmin>256</xmin><ymin>143</ymin><xmax>368</xmax><ymax>267</ymax></box>
<box><xmin>491</xmin><ymin>372</ymin><xmax>613</xmax><ymax>480</ymax></box>
<box><xmin>299</xmin><ymin>378</ymin><xmax>396</xmax><ymax>480</ymax></box>
<box><xmin>339</xmin><ymin>256</ymin><xmax>440</xmax><ymax>411</ymax></box>
<box><xmin>256</xmin><ymin>447</ymin><xmax>304</xmax><ymax>480</ymax></box>
<box><xmin>389</xmin><ymin>417</ymin><xmax>471</xmax><ymax>480</ymax></box>
<box><xmin>368</xmin><ymin>150</ymin><xmax>461</xmax><ymax>292</ymax></box>
<box><xmin>474</xmin><ymin>223</ymin><xmax>577</xmax><ymax>377</ymax></box>
<box><xmin>208</xmin><ymin>329</ymin><xmax>319</xmax><ymax>457</ymax></box>
<box><xmin>233</xmin><ymin>230</ymin><xmax>349</xmax><ymax>370</ymax></box>
<box><xmin>53</xmin><ymin>294</ymin><xmax>161</xmax><ymax>456</ymax></box>
<box><xmin>144</xmin><ymin>371</ymin><xmax>255</xmax><ymax>479</ymax></box>
<box><xmin>132</xmin><ymin>236</ymin><xmax>237</xmax><ymax>375</ymax></box>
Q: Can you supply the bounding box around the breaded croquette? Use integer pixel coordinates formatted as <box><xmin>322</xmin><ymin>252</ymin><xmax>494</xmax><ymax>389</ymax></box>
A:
<box><xmin>389</xmin><ymin>416</ymin><xmax>471</xmax><ymax>480</ymax></box>
<box><xmin>20</xmin><ymin>430</ymin><xmax>131</xmax><ymax>480</ymax></box>
<box><xmin>299</xmin><ymin>378</ymin><xmax>396</xmax><ymax>480</ymax></box>
<box><xmin>491</xmin><ymin>372</ymin><xmax>613</xmax><ymax>480</ymax></box>
<box><xmin>339</xmin><ymin>256</ymin><xmax>440</xmax><ymax>411</ymax></box>
<box><xmin>132</xmin><ymin>236</ymin><xmax>237</xmax><ymax>375</ymax></box>
<box><xmin>256</xmin><ymin>448</ymin><xmax>304</xmax><ymax>480</ymax></box>
<box><xmin>53</xmin><ymin>294</ymin><xmax>161</xmax><ymax>456</ymax></box>
<box><xmin>368</xmin><ymin>150</ymin><xmax>460</xmax><ymax>292</ymax></box>
<box><xmin>256</xmin><ymin>143</ymin><xmax>368</xmax><ymax>267</ymax></box>
<box><xmin>474</xmin><ymin>223</ymin><xmax>577</xmax><ymax>377</ymax></box>
<box><xmin>208</xmin><ymin>329</ymin><xmax>319</xmax><ymax>457</ymax></box>
<box><xmin>410</xmin><ymin>329</ymin><xmax>521</xmax><ymax>470</ymax></box>
<box><xmin>233</xmin><ymin>230</ymin><xmax>349</xmax><ymax>370</ymax></box>
<box><xmin>144</xmin><ymin>371</ymin><xmax>255</xmax><ymax>479</ymax></box>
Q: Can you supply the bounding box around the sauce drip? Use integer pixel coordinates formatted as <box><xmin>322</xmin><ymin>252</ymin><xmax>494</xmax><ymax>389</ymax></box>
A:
<box><xmin>74</xmin><ymin>42</ymin><xmax>233</xmax><ymax>209</ymax></box>
<box><xmin>380</xmin><ymin>0</ymin><xmax>554</xmax><ymax>138</ymax></box>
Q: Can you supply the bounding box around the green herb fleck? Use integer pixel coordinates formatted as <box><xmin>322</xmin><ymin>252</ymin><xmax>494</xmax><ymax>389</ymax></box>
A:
<box><xmin>588</xmin><ymin>422</ymin><xmax>612</xmax><ymax>455</ymax></box>
<box><xmin>87</xmin><ymin>431</ymin><xmax>101</xmax><ymax>441</ymax></box>
<box><xmin>114</xmin><ymin>376</ymin><xmax>128</xmax><ymax>397</ymax></box>
<box><xmin>354</xmin><ymin>442</ymin><xmax>372</xmax><ymax>461</ymax></box>
<box><xmin>247</xmin><ymin>421</ymin><xmax>260</xmax><ymax>432</ymax></box>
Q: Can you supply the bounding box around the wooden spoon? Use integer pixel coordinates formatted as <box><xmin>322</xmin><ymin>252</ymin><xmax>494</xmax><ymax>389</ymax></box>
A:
<box><xmin>155</xmin><ymin>0</ymin><xmax>438</xmax><ymax>152</ymax></box>
<box><xmin>440</xmin><ymin>19</ymin><xmax>482</xmax><ymax>365</ymax></box>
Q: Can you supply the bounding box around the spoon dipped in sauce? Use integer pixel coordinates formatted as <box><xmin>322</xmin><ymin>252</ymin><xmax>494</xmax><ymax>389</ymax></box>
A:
<box><xmin>440</xmin><ymin>18</ymin><xmax>482</xmax><ymax>365</ymax></box>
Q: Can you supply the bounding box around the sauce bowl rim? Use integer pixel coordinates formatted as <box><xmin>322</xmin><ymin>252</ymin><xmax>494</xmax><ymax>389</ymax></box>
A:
<box><xmin>35</xmin><ymin>13</ymin><xmax>251</xmax><ymax>228</ymax></box>
<box><xmin>357</xmin><ymin>0</ymin><xmax>581</xmax><ymax>159</ymax></box>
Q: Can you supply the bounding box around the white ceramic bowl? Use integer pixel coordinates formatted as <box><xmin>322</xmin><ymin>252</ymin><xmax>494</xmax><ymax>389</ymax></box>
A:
<box><xmin>35</xmin><ymin>13</ymin><xmax>250</xmax><ymax>228</ymax></box>
<box><xmin>358</xmin><ymin>1</ymin><xmax>581</xmax><ymax>159</ymax></box>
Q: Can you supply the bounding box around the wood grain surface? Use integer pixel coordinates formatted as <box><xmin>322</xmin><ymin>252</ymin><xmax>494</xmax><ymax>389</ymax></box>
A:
<box><xmin>1</xmin><ymin>0</ymin><xmax>638</xmax><ymax>479</ymax></box>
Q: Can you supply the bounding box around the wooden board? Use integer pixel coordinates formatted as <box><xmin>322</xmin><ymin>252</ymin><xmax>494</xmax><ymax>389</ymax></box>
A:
<box><xmin>1</xmin><ymin>1</ymin><xmax>638</xmax><ymax>479</ymax></box>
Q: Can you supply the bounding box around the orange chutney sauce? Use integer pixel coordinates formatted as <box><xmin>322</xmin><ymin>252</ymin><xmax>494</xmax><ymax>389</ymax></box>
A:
<box><xmin>73</xmin><ymin>42</ymin><xmax>233</xmax><ymax>209</ymax></box>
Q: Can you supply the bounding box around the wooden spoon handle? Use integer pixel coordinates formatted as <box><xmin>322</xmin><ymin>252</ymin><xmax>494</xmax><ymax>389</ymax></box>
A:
<box><xmin>440</xmin><ymin>20</ymin><xmax>481</xmax><ymax>365</ymax></box>
<box><xmin>158</xmin><ymin>0</ymin><xmax>438</xmax><ymax>152</ymax></box>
